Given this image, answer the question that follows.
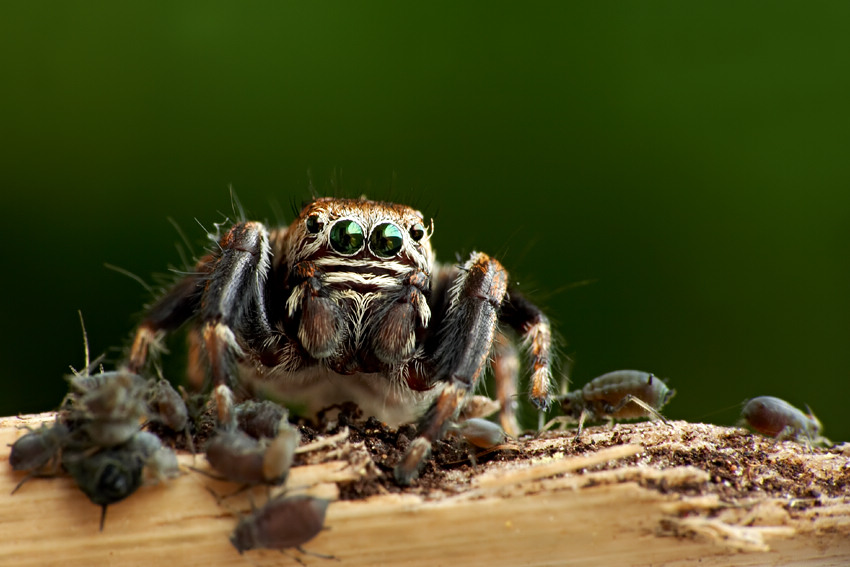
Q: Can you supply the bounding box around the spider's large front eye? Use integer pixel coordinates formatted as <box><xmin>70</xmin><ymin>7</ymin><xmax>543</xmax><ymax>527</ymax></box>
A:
<box><xmin>369</xmin><ymin>222</ymin><xmax>404</xmax><ymax>258</ymax></box>
<box><xmin>329</xmin><ymin>219</ymin><xmax>365</xmax><ymax>255</ymax></box>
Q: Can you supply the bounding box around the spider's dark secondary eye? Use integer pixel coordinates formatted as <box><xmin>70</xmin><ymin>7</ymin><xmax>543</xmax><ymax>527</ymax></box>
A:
<box><xmin>369</xmin><ymin>222</ymin><xmax>404</xmax><ymax>258</ymax></box>
<box><xmin>305</xmin><ymin>215</ymin><xmax>323</xmax><ymax>234</ymax></box>
<box><xmin>409</xmin><ymin>222</ymin><xmax>425</xmax><ymax>242</ymax></box>
<box><xmin>329</xmin><ymin>219</ymin><xmax>365</xmax><ymax>254</ymax></box>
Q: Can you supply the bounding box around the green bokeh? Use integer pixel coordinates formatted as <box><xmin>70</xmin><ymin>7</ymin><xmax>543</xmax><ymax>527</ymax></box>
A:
<box><xmin>2</xmin><ymin>3</ymin><xmax>848</xmax><ymax>440</ymax></box>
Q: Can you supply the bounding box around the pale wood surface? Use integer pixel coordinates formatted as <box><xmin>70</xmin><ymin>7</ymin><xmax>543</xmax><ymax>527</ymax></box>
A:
<box><xmin>2</xmin><ymin>413</ymin><xmax>849</xmax><ymax>567</ymax></box>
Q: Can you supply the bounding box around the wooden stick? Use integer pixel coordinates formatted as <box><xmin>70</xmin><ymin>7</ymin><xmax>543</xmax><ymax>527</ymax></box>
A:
<box><xmin>2</xmin><ymin>413</ymin><xmax>848</xmax><ymax>566</ymax></box>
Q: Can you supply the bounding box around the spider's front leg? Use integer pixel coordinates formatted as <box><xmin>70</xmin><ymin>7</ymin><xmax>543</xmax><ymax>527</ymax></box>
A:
<box><xmin>129</xmin><ymin>221</ymin><xmax>275</xmax><ymax>390</ymax></box>
<box><xmin>394</xmin><ymin>252</ymin><xmax>509</xmax><ymax>485</ymax></box>
<box><xmin>501</xmin><ymin>286</ymin><xmax>554</xmax><ymax>411</ymax></box>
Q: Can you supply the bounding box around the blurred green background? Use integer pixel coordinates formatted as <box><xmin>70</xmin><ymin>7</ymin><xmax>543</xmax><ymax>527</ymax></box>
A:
<box><xmin>2</xmin><ymin>3</ymin><xmax>848</xmax><ymax>440</ymax></box>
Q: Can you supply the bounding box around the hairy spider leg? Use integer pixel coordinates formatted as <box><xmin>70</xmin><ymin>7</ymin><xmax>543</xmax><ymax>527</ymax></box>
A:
<box><xmin>129</xmin><ymin>222</ymin><xmax>274</xmax><ymax>393</ymax></box>
<box><xmin>395</xmin><ymin>252</ymin><xmax>511</xmax><ymax>484</ymax></box>
<box><xmin>491</xmin><ymin>332</ymin><xmax>520</xmax><ymax>437</ymax></box>
<box><xmin>394</xmin><ymin>251</ymin><xmax>555</xmax><ymax>484</ymax></box>
<box><xmin>500</xmin><ymin>289</ymin><xmax>554</xmax><ymax>411</ymax></box>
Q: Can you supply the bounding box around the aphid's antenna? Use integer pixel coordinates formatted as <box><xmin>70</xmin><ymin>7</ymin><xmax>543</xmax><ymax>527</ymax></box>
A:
<box><xmin>693</xmin><ymin>401</ymin><xmax>746</xmax><ymax>422</ymax></box>
<box><xmin>804</xmin><ymin>403</ymin><xmax>818</xmax><ymax>419</ymax></box>
<box><xmin>103</xmin><ymin>263</ymin><xmax>155</xmax><ymax>295</ymax></box>
<box><xmin>613</xmin><ymin>395</ymin><xmax>670</xmax><ymax>425</ymax></box>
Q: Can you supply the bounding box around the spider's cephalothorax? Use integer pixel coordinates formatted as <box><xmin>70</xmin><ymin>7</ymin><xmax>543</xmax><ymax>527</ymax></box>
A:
<box><xmin>127</xmin><ymin>197</ymin><xmax>554</xmax><ymax>484</ymax></box>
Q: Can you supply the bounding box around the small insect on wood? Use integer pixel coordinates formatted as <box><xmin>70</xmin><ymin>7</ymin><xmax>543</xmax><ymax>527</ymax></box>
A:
<box><xmin>124</xmin><ymin>197</ymin><xmax>557</xmax><ymax>484</ymax></box>
<box><xmin>548</xmin><ymin>370</ymin><xmax>675</xmax><ymax>439</ymax></box>
<box><xmin>205</xmin><ymin>425</ymin><xmax>300</xmax><ymax>487</ymax></box>
<box><xmin>8</xmin><ymin>421</ymin><xmax>69</xmax><ymax>493</ymax></box>
<box><xmin>62</xmin><ymin>430</ymin><xmax>178</xmax><ymax>530</ymax></box>
<box><xmin>54</xmin><ymin>353</ymin><xmax>180</xmax><ymax>529</ymax></box>
<box><xmin>65</xmin><ymin>370</ymin><xmax>149</xmax><ymax>447</ymax></box>
<box><xmin>147</xmin><ymin>379</ymin><xmax>190</xmax><ymax>433</ymax></box>
<box><xmin>230</xmin><ymin>495</ymin><xmax>330</xmax><ymax>556</ymax></box>
<box><xmin>235</xmin><ymin>400</ymin><xmax>290</xmax><ymax>440</ymax></box>
<box><xmin>454</xmin><ymin>418</ymin><xmax>508</xmax><ymax>450</ymax></box>
<box><xmin>740</xmin><ymin>395</ymin><xmax>829</xmax><ymax>447</ymax></box>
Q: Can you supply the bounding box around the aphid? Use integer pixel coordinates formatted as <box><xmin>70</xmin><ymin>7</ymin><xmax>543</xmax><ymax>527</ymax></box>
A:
<box><xmin>133</xmin><ymin>431</ymin><xmax>181</xmax><ymax>483</ymax></box>
<box><xmin>147</xmin><ymin>378</ymin><xmax>189</xmax><ymax>433</ymax></box>
<box><xmin>740</xmin><ymin>396</ymin><xmax>828</xmax><ymax>446</ymax></box>
<box><xmin>205</xmin><ymin>422</ymin><xmax>300</xmax><ymax>486</ymax></box>
<box><xmin>8</xmin><ymin>421</ymin><xmax>70</xmax><ymax>493</ymax></box>
<box><xmin>454</xmin><ymin>418</ymin><xmax>507</xmax><ymax>450</ymax></box>
<box><xmin>62</xmin><ymin>438</ymin><xmax>146</xmax><ymax>530</ymax></box>
<box><xmin>62</xmin><ymin>429</ymin><xmax>181</xmax><ymax>530</ymax></box>
<box><xmin>551</xmin><ymin>370</ymin><xmax>675</xmax><ymax>438</ymax></box>
<box><xmin>125</xmin><ymin>197</ymin><xmax>555</xmax><ymax>484</ymax></box>
<box><xmin>146</xmin><ymin>378</ymin><xmax>195</xmax><ymax>453</ymax></box>
<box><xmin>230</xmin><ymin>495</ymin><xmax>330</xmax><ymax>555</ymax></box>
<box><xmin>64</xmin><ymin>369</ymin><xmax>149</xmax><ymax>447</ymax></box>
<box><xmin>236</xmin><ymin>400</ymin><xmax>289</xmax><ymax>440</ymax></box>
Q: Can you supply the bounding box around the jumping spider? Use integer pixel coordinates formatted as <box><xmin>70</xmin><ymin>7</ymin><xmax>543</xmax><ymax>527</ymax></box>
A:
<box><xmin>127</xmin><ymin>197</ymin><xmax>554</xmax><ymax>484</ymax></box>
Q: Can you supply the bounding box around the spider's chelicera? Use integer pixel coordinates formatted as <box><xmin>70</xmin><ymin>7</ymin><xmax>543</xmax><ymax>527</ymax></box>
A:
<box><xmin>127</xmin><ymin>197</ymin><xmax>554</xmax><ymax>484</ymax></box>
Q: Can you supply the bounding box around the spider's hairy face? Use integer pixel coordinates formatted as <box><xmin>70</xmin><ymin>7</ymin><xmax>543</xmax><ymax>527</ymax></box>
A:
<box><xmin>283</xmin><ymin>197</ymin><xmax>434</xmax><ymax>274</ymax></box>
<box><xmin>277</xmin><ymin>198</ymin><xmax>436</xmax><ymax>372</ymax></box>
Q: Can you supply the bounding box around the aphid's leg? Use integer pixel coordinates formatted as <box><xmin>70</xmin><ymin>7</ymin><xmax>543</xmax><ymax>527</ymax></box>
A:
<box><xmin>395</xmin><ymin>252</ymin><xmax>508</xmax><ymax>485</ymax></box>
<box><xmin>573</xmin><ymin>409</ymin><xmax>589</xmax><ymax>441</ymax></box>
<box><xmin>500</xmin><ymin>287</ymin><xmax>554</xmax><ymax>411</ymax></box>
<box><xmin>492</xmin><ymin>332</ymin><xmax>521</xmax><ymax>437</ymax></box>
<box><xmin>10</xmin><ymin>469</ymin><xmax>59</xmax><ymax>495</ymax></box>
<box><xmin>607</xmin><ymin>395</ymin><xmax>672</xmax><ymax>426</ymax></box>
<box><xmin>281</xmin><ymin>550</ymin><xmax>308</xmax><ymax>567</ymax></box>
<box><xmin>539</xmin><ymin>415</ymin><xmax>570</xmax><ymax>433</ymax></box>
<box><xmin>775</xmin><ymin>425</ymin><xmax>801</xmax><ymax>443</ymax></box>
<box><xmin>293</xmin><ymin>546</ymin><xmax>339</xmax><ymax>562</ymax></box>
